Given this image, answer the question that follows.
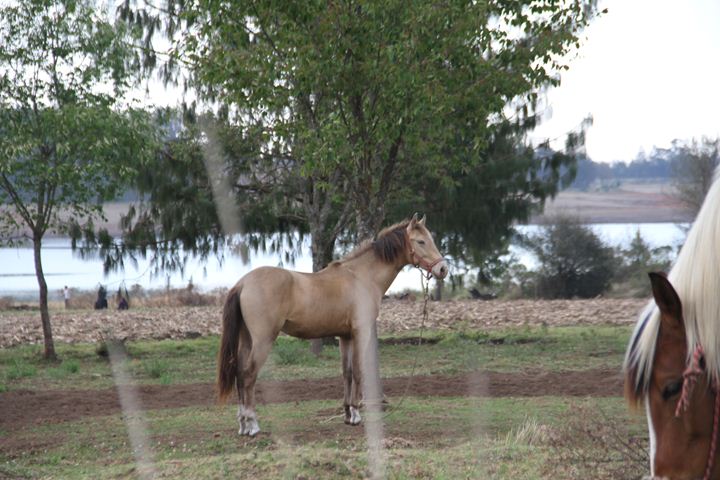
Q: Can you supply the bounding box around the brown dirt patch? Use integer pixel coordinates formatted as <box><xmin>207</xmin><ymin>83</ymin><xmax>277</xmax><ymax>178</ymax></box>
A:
<box><xmin>0</xmin><ymin>368</ymin><xmax>622</xmax><ymax>436</ymax></box>
<box><xmin>0</xmin><ymin>298</ymin><xmax>646</xmax><ymax>348</ymax></box>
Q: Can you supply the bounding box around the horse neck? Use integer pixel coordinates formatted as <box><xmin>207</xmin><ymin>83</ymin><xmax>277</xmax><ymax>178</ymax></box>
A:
<box><xmin>343</xmin><ymin>248</ymin><xmax>406</xmax><ymax>295</ymax></box>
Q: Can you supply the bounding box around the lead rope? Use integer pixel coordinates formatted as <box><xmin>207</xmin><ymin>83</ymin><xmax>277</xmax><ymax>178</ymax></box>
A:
<box><xmin>674</xmin><ymin>344</ymin><xmax>720</xmax><ymax>480</ymax></box>
<box><xmin>383</xmin><ymin>268</ymin><xmax>431</xmax><ymax>419</ymax></box>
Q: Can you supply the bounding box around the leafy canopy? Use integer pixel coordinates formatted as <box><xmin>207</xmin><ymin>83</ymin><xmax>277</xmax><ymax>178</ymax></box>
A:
<box><xmin>175</xmin><ymin>0</ymin><xmax>599</xmax><ymax>236</ymax></box>
<box><xmin>0</xmin><ymin>0</ymin><xmax>159</xmax><ymax>242</ymax></box>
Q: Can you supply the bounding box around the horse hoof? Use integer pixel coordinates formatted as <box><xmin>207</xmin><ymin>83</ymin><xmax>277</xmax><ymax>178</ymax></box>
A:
<box><xmin>346</xmin><ymin>406</ymin><xmax>362</xmax><ymax>425</ymax></box>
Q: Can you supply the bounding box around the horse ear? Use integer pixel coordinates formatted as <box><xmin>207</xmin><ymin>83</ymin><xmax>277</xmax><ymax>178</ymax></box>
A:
<box><xmin>408</xmin><ymin>213</ymin><xmax>419</xmax><ymax>229</ymax></box>
<box><xmin>649</xmin><ymin>272</ymin><xmax>683</xmax><ymax>324</ymax></box>
<box><xmin>418</xmin><ymin>214</ymin><xmax>426</xmax><ymax>226</ymax></box>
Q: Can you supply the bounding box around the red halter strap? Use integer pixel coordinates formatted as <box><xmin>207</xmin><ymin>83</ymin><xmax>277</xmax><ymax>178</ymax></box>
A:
<box><xmin>674</xmin><ymin>344</ymin><xmax>720</xmax><ymax>480</ymax></box>
<box><xmin>405</xmin><ymin>230</ymin><xmax>444</xmax><ymax>274</ymax></box>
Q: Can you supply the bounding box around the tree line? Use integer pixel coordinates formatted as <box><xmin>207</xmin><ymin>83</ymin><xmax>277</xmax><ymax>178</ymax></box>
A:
<box><xmin>571</xmin><ymin>138</ymin><xmax>720</xmax><ymax>210</ymax></box>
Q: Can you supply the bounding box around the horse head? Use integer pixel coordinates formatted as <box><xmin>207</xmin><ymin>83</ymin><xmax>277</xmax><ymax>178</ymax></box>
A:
<box><xmin>635</xmin><ymin>272</ymin><xmax>719</xmax><ymax>479</ymax></box>
<box><xmin>405</xmin><ymin>213</ymin><xmax>448</xmax><ymax>279</ymax></box>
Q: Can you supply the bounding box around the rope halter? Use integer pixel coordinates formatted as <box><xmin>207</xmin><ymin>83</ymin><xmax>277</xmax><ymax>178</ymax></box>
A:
<box><xmin>674</xmin><ymin>344</ymin><xmax>720</xmax><ymax>480</ymax></box>
<box><xmin>405</xmin><ymin>229</ymin><xmax>445</xmax><ymax>276</ymax></box>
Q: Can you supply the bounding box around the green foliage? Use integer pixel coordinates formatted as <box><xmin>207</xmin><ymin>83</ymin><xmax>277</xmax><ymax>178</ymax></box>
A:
<box><xmin>272</xmin><ymin>338</ymin><xmax>319</xmax><ymax>366</ymax></box>
<box><xmin>521</xmin><ymin>217</ymin><xmax>617</xmax><ymax>299</ymax></box>
<box><xmin>0</xmin><ymin>0</ymin><xmax>160</xmax><ymax>357</ymax></box>
<box><xmin>62</xmin><ymin>359</ymin><xmax>80</xmax><ymax>374</ymax></box>
<box><xmin>141</xmin><ymin>358</ymin><xmax>170</xmax><ymax>379</ymax></box>
<box><xmin>48</xmin><ymin>358</ymin><xmax>81</xmax><ymax>379</ymax></box>
<box><xmin>0</xmin><ymin>0</ymin><xmax>159</xmax><ymax>240</ymax></box>
<box><xmin>182</xmin><ymin>0</ymin><xmax>598</xmax><ymax>236</ymax></box>
<box><xmin>6</xmin><ymin>359</ymin><xmax>37</xmax><ymax>380</ymax></box>
<box><xmin>613</xmin><ymin>230</ymin><xmax>673</xmax><ymax>297</ymax></box>
<box><xmin>116</xmin><ymin>0</ymin><xmax>600</xmax><ymax>273</ymax></box>
<box><xmin>103</xmin><ymin>110</ymin><xmax>309</xmax><ymax>274</ymax></box>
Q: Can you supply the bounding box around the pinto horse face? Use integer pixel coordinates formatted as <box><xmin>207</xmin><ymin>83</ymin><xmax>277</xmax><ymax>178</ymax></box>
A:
<box><xmin>645</xmin><ymin>273</ymin><xmax>718</xmax><ymax>479</ymax></box>
<box><xmin>406</xmin><ymin>214</ymin><xmax>448</xmax><ymax>279</ymax></box>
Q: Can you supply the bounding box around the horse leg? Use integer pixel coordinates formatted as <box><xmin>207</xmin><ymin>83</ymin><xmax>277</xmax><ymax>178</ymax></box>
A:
<box><xmin>240</xmin><ymin>338</ymin><xmax>273</xmax><ymax>436</ymax></box>
<box><xmin>352</xmin><ymin>321</ymin><xmax>383</xmax><ymax>422</ymax></box>
<box><xmin>340</xmin><ymin>337</ymin><xmax>359</xmax><ymax>425</ymax></box>
<box><xmin>235</xmin><ymin>347</ymin><xmax>247</xmax><ymax>435</ymax></box>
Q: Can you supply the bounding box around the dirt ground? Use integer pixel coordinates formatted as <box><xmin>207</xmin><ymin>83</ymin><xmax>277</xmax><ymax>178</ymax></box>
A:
<box><xmin>0</xmin><ymin>298</ymin><xmax>647</xmax><ymax>348</ymax></box>
<box><xmin>0</xmin><ymin>368</ymin><xmax>622</xmax><ymax>436</ymax></box>
<box><xmin>0</xmin><ymin>299</ymin><xmax>633</xmax><ymax>458</ymax></box>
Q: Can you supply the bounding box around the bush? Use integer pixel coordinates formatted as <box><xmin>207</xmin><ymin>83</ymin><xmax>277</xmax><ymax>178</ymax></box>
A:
<box><xmin>521</xmin><ymin>216</ymin><xmax>617</xmax><ymax>299</ymax></box>
<box><xmin>613</xmin><ymin>230</ymin><xmax>673</xmax><ymax>297</ymax></box>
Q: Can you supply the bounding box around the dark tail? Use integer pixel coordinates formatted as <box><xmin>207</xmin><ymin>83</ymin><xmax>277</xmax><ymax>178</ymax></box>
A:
<box><xmin>217</xmin><ymin>285</ymin><xmax>246</xmax><ymax>403</ymax></box>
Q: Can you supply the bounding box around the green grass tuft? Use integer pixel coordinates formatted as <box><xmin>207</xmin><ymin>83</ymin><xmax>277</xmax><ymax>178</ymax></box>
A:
<box><xmin>141</xmin><ymin>358</ymin><xmax>170</xmax><ymax>379</ymax></box>
<box><xmin>62</xmin><ymin>359</ymin><xmax>80</xmax><ymax>373</ymax></box>
<box><xmin>272</xmin><ymin>338</ymin><xmax>318</xmax><ymax>366</ymax></box>
<box><xmin>6</xmin><ymin>359</ymin><xmax>37</xmax><ymax>380</ymax></box>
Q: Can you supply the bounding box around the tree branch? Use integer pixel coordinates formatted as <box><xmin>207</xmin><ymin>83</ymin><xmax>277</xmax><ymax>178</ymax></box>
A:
<box><xmin>0</xmin><ymin>173</ymin><xmax>33</xmax><ymax>227</ymax></box>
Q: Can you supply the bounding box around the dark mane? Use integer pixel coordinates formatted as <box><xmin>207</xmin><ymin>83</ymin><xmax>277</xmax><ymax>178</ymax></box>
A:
<box><xmin>337</xmin><ymin>221</ymin><xmax>410</xmax><ymax>264</ymax></box>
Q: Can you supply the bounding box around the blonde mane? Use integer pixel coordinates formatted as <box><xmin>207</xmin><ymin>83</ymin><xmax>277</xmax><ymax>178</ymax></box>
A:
<box><xmin>625</xmin><ymin>166</ymin><xmax>720</xmax><ymax>398</ymax></box>
<box><xmin>335</xmin><ymin>220</ymin><xmax>411</xmax><ymax>264</ymax></box>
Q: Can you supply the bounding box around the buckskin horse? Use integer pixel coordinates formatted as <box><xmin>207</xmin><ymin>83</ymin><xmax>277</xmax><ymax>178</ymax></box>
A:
<box><xmin>624</xmin><ymin>168</ymin><xmax>720</xmax><ymax>479</ymax></box>
<box><xmin>217</xmin><ymin>214</ymin><xmax>448</xmax><ymax>436</ymax></box>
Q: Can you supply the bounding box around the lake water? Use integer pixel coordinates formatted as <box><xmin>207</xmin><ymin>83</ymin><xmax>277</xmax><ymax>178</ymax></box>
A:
<box><xmin>0</xmin><ymin>222</ymin><xmax>689</xmax><ymax>300</ymax></box>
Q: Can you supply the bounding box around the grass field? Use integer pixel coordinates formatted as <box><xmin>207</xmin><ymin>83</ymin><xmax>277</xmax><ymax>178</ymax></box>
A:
<box><xmin>0</xmin><ymin>325</ymin><xmax>649</xmax><ymax>479</ymax></box>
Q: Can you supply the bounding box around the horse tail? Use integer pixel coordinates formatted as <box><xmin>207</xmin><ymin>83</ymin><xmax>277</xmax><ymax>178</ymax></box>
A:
<box><xmin>217</xmin><ymin>284</ymin><xmax>247</xmax><ymax>403</ymax></box>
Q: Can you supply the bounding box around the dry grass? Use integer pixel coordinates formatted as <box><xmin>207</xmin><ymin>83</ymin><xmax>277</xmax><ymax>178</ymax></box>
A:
<box><xmin>0</xmin><ymin>297</ymin><xmax>645</xmax><ymax>348</ymax></box>
<box><xmin>58</xmin><ymin>285</ymin><xmax>227</xmax><ymax>310</ymax></box>
<box><xmin>547</xmin><ymin>404</ymin><xmax>648</xmax><ymax>479</ymax></box>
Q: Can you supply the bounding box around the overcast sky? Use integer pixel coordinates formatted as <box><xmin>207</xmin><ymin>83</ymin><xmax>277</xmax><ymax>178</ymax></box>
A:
<box><xmin>530</xmin><ymin>0</ymin><xmax>720</xmax><ymax>164</ymax></box>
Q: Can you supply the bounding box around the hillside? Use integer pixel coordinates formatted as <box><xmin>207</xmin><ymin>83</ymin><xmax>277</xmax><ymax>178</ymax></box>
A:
<box><xmin>531</xmin><ymin>180</ymin><xmax>693</xmax><ymax>224</ymax></box>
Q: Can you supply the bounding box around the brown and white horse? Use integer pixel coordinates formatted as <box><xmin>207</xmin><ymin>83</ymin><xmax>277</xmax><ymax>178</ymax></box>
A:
<box><xmin>624</xmin><ymin>168</ymin><xmax>720</xmax><ymax>479</ymax></box>
<box><xmin>217</xmin><ymin>214</ymin><xmax>448</xmax><ymax>436</ymax></box>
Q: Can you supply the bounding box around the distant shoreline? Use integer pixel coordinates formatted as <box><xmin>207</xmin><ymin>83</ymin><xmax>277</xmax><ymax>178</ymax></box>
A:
<box><xmin>531</xmin><ymin>181</ymin><xmax>693</xmax><ymax>224</ymax></box>
<box><xmin>3</xmin><ymin>182</ymin><xmax>695</xmax><ymax>242</ymax></box>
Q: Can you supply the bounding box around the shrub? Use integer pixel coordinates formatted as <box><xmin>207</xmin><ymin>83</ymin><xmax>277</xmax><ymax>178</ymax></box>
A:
<box><xmin>613</xmin><ymin>230</ymin><xmax>673</xmax><ymax>297</ymax></box>
<box><xmin>521</xmin><ymin>216</ymin><xmax>617</xmax><ymax>298</ymax></box>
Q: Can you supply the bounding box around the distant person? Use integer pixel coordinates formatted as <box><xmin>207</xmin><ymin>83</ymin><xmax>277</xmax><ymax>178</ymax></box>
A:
<box><xmin>63</xmin><ymin>286</ymin><xmax>70</xmax><ymax>309</ymax></box>
<box><xmin>118</xmin><ymin>296</ymin><xmax>129</xmax><ymax>310</ymax></box>
<box><xmin>117</xmin><ymin>285</ymin><xmax>129</xmax><ymax>310</ymax></box>
<box><xmin>94</xmin><ymin>285</ymin><xmax>108</xmax><ymax>310</ymax></box>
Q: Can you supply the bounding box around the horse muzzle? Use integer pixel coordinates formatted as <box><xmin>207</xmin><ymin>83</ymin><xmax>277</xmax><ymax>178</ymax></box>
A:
<box><xmin>431</xmin><ymin>260</ymin><xmax>449</xmax><ymax>280</ymax></box>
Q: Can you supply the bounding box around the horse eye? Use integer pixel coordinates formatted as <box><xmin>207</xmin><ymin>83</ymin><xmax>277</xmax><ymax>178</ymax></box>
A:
<box><xmin>662</xmin><ymin>380</ymin><xmax>683</xmax><ymax>400</ymax></box>
<box><xmin>416</xmin><ymin>240</ymin><xmax>426</xmax><ymax>245</ymax></box>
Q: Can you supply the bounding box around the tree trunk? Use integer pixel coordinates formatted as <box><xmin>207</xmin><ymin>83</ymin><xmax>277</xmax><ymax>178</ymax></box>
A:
<box><xmin>434</xmin><ymin>278</ymin><xmax>443</xmax><ymax>301</ymax></box>
<box><xmin>356</xmin><ymin>204</ymin><xmax>385</xmax><ymax>242</ymax></box>
<box><xmin>309</xmin><ymin>230</ymin><xmax>337</xmax><ymax>356</ymax></box>
<box><xmin>33</xmin><ymin>234</ymin><xmax>56</xmax><ymax>360</ymax></box>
